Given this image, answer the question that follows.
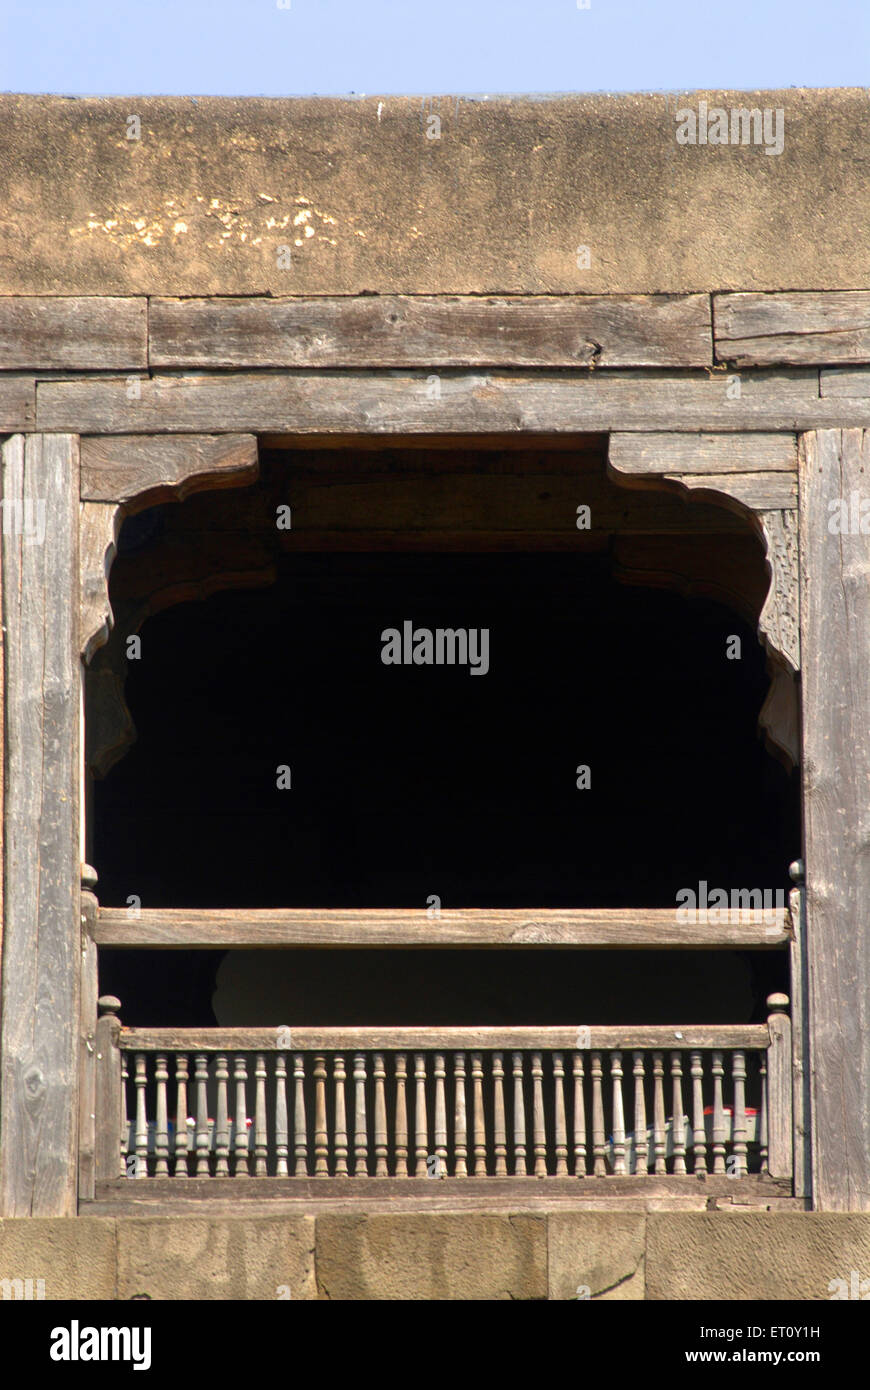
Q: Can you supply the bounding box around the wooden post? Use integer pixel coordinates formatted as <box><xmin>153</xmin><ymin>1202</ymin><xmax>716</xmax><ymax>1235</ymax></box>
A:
<box><xmin>0</xmin><ymin>434</ymin><xmax>81</xmax><ymax>1216</ymax></box>
<box><xmin>800</xmin><ymin>429</ymin><xmax>870</xmax><ymax>1210</ymax></box>
<box><xmin>78</xmin><ymin>867</ymin><xmax>99</xmax><ymax>1200</ymax></box>
<box><xmin>94</xmin><ymin>996</ymin><xmax>123</xmax><ymax>1182</ymax></box>
<box><xmin>766</xmin><ymin>994</ymin><xmax>793</xmax><ymax>1181</ymax></box>
<box><xmin>788</xmin><ymin>858</ymin><xmax>812</xmax><ymax>1199</ymax></box>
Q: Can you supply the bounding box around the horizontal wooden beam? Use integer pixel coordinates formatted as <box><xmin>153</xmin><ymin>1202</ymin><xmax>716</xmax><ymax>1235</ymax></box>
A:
<box><xmin>0</xmin><ymin>297</ymin><xmax>147</xmax><ymax>370</ymax></box>
<box><xmin>34</xmin><ymin>367</ymin><xmax>856</xmax><ymax>434</ymax></box>
<box><xmin>0</xmin><ymin>377</ymin><xmax>35</xmax><ymax>430</ymax></box>
<box><xmin>715</xmin><ymin>291</ymin><xmax>870</xmax><ymax>367</ymax></box>
<box><xmin>80</xmin><ymin>433</ymin><xmax>259</xmax><ymax>507</ymax></box>
<box><xmin>119</xmin><ymin>1023</ymin><xmax>770</xmax><ymax>1051</ymax></box>
<box><xmin>819</xmin><ymin>368</ymin><xmax>870</xmax><ymax>397</ymax></box>
<box><xmin>94</xmin><ymin>906</ymin><xmax>791</xmax><ymax>949</ymax></box>
<box><xmin>149</xmin><ymin>294</ymin><xmax>712</xmax><ymax>369</ymax></box>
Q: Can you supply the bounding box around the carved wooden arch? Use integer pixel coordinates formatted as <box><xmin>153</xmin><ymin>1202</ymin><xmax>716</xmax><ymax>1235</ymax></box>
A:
<box><xmin>608</xmin><ymin>432</ymin><xmax>800</xmax><ymax>766</ymax></box>
<box><xmin>80</xmin><ymin>434</ymin><xmax>260</xmax><ymax>663</ymax></box>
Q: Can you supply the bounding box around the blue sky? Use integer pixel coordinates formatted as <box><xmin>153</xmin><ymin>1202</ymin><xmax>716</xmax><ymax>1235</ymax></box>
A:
<box><xmin>1</xmin><ymin>0</ymin><xmax>868</xmax><ymax>95</ymax></box>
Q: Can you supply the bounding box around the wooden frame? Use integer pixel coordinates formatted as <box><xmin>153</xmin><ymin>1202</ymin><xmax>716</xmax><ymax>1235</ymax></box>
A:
<box><xmin>5</xmin><ymin>291</ymin><xmax>870</xmax><ymax>1214</ymax></box>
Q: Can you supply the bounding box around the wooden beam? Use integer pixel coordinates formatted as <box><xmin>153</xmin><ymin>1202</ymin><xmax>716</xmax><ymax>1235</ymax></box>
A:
<box><xmin>819</xmin><ymin>368</ymin><xmax>870</xmax><ymax>397</ymax></box>
<box><xmin>34</xmin><ymin>369</ymin><xmax>844</xmax><ymax>435</ymax></box>
<box><xmin>0</xmin><ymin>378</ymin><xmax>36</xmax><ymax>430</ymax></box>
<box><xmin>0</xmin><ymin>434</ymin><xmax>80</xmax><ymax>1217</ymax></box>
<box><xmin>800</xmin><ymin>429</ymin><xmax>870</xmax><ymax>1211</ymax></box>
<box><xmin>80</xmin><ymin>433</ymin><xmax>259</xmax><ymax>508</ymax></box>
<box><xmin>715</xmin><ymin>292</ymin><xmax>870</xmax><ymax>366</ymax></box>
<box><xmin>119</xmin><ymin>1024</ymin><xmax>769</xmax><ymax>1052</ymax></box>
<box><xmin>149</xmin><ymin>294</ymin><xmax>713</xmax><ymax>369</ymax></box>
<box><xmin>93</xmin><ymin>906</ymin><xmax>791</xmax><ymax>949</ymax></box>
<box><xmin>0</xmin><ymin>297</ymin><xmax>147</xmax><ymax>370</ymax></box>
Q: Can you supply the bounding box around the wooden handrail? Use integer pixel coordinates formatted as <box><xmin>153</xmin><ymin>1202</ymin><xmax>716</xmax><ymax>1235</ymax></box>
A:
<box><xmin>94</xmin><ymin>905</ymin><xmax>792</xmax><ymax>949</ymax></box>
<box><xmin>118</xmin><ymin>1024</ymin><xmax>770</xmax><ymax>1052</ymax></box>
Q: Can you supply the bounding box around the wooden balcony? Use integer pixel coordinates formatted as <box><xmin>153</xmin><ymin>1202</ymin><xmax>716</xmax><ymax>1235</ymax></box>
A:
<box><xmin>84</xmin><ymin>998</ymin><xmax>795</xmax><ymax>1212</ymax></box>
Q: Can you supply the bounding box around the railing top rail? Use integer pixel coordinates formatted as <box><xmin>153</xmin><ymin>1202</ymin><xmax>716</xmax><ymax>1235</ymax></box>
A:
<box><xmin>93</xmin><ymin>905</ymin><xmax>792</xmax><ymax>949</ymax></box>
<box><xmin>118</xmin><ymin>1024</ymin><xmax>771</xmax><ymax>1052</ymax></box>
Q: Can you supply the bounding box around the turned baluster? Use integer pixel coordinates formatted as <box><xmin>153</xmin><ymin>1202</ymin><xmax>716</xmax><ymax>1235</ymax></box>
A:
<box><xmin>591</xmin><ymin>1053</ymin><xmax>606</xmax><ymax>1177</ymax></box>
<box><xmin>134</xmin><ymin>1054</ymin><xmax>148</xmax><ymax>1179</ymax></box>
<box><xmin>234</xmin><ymin>1056</ymin><xmax>250</xmax><ymax>1176</ymax></box>
<box><xmin>711</xmin><ymin>1051</ymin><xmax>726</xmax><ymax>1174</ymax></box>
<box><xmin>153</xmin><ymin>1054</ymin><xmax>169</xmax><ymax>1177</ymax></box>
<box><xmin>414</xmin><ymin>1054</ymin><xmax>428</xmax><ymax>1176</ymax></box>
<box><xmin>254</xmin><ymin>1054</ymin><xmax>268</xmax><ymax>1176</ymax></box>
<box><xmin>553</xmin><ymin>1053</ymin><xmax>568</xmax><ymax>1176</ymax></box>
<box><xmin>195</xmin><ymin>1054</ymin><xmax>210</xmax><ymax>1176</ymax></box>
<box><xmin>573</xmin><ymin>1052</ymin><xmax>587</xmax><ymax>1177</ymax></box>
<box><xmin>394</xmin><ymin>1055</ymin><xmax>409</xmax><ymax>1177</ymax></box>
<box><xmin>472</xmin><ymin>1052</ymin><xmax>487</xmax><ymax>1176</ymax></box>
<box><xmin>690</xmin><ymin>1051</ymin><xmax>707</xmax><ymax>1174</ymax></box>
<box><xmin>214</xmin><ymin>1054</ymin><xmax>230</xmax><ymax>1175</ymax></box>
<box><xmin>512</xmin><ymin>1052</ymin><xmax>528</xmax><ymax>1175</ymax></box>
<box><xmin>633</xmin><ymin>1052</ymin><xmax>648</xmax><ymax>1175</ymax></box>
<box><xmin>433</xmin><ymin>1054</ymin><xmax>447</xmax><ymax>1179</ymax></box>
<box><xmin>354</xmin><ymin>1053</ymin><xmax>369</xmax><ymax>1176</ymax></box>
<box><xmin>670</xmin><ymin>1053</ymin><xmax>687</xmax><ymax>1175</ymax></box>
<box><xmin>174</xmin><ymin>1055</ymin><xmax>189</xmax><ymax>1178</ymax></box>
<box><xmin>611</xmin><ymin>1052</ymin><xmax>626</xmax><ymax>1175</ymax></box>
<box><xmin>732</xmin><ymin>1051</ymin><xmax>747</xmax><ymax>1177</ymax></box>
<box><xmin>758</xmin><ymin>1054</ymin><xmax>769</xmax><ymax>1172</ymax></box>
<box><xmin>333</xmin><ymin>1055</ymin><xmax>348</xmax><ymax>1176</ymax></box>
<box><xmin>315</xmin><ymin>1054</ymin><xmax>330</xmax><ymax>1174</ymax></box>
<box><xmin>121</xmin><ymin>1054</ymin><xmax>129</xmax><ymax>1174</ymax></box>
<box><xmin>454</xmin><ymin>1053</ymin><xmax>468</xmax><ymax>1177</ymax></box>
<box><xmin>493</xmin><ymin>1053</ymin><xmax>508</xmax><ymax>1176</ymax></box>
<box><xmin>314</xmin><ymin>1055</ymin><xmax>329</xmax><ymax>1176</ymax></box>
<box><xmin>293</xmin><ymin>1054</ymin><xmax>308</xmax><ymax>1176</ymax></box>
<box><xmin>531</xmin><ymin>1051</ymin><xmax>546</xmax><ymax>1178</ymax></box>
<box><xmin>374</xmin><ymin>1053</ymin><xmax>389</xmax><ymax>1177</ymax></box>
<box><xmin>653</xmin><ymin>1052</ymin><xmax>667</xmax><ymax>1175</ymax></box>
<box><xmin>275</xmin><ymin>1054</ymin><xmax>289</xmax><ymax>1177</ymax></box>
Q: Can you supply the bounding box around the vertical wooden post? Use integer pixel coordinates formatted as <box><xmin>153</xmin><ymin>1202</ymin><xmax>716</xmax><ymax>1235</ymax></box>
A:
<box><xmin>766</xmin><ymin>994</ymin><xmax>793</xmax><ymax>1182</ymax></box>
<box><xmin>94</xmin><ymin>996</ymin><xmax>123</xmax><ymax>1183</ymax></box>
<box><xmin>0</xmin><ymin>434</ymin><xmax>81</xmax><ymax>1216</ymax></box>
<box><xmin>788</xmin><ymin>858</ymin><xmax>812</xmax><ymax>1199</ymax></box>
<box><xmin>800</xmin><ymin>429</ymin><xmax>870</xmax><ymax>1210</ymax></box>
<box><xmin>78</xmin><ymin>867</ymin><xmax>99</xmax><ymax>1200</ymax></box>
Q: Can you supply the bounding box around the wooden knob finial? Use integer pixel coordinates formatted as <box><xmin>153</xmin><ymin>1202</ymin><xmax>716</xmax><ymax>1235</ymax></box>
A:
<box><xmin>98</xmin><ymin>995</ymin><xmax>121</xmax><ymax>1016</ymax></box>
<box><xmin>766</xmin><ymin>993</ymin><xmax>789</xmax><ymax>1014</ymax></box>
<box><xmin>788</xmin><ymin>860</ymin><xmax>805</xmax><ymax>884</ymax></box>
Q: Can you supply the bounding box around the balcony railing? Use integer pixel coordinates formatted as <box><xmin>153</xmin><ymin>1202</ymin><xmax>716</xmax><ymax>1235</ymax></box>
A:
<box><xmin>88</xmin><ymin>997</ymin><xmax>793</xmax><ymax>1190</ymax></box>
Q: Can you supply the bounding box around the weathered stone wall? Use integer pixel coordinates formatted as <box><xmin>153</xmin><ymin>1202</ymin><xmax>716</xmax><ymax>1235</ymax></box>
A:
<box><xmin>2</xmin><ymin>1212</ymin><xmax>869</xmax><ymax>1300</ymax></box>
<box><xmin>1</xmin><ymin>90</ymin><xmax>869</xmax><ymax>296</ymax></box>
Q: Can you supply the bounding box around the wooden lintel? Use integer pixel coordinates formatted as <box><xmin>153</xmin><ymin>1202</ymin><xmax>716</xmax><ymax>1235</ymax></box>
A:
<box><xmin>149</xmin><ymin>294</ymin><xmax>713</xmax><ymax>369</ymax></box>
<box><xmin>33</xmin><ymin>369</ymin><xmax>843</xmax><ymax>435</ymax></box>
<box><xmin>0</xmin><ymin>297</ymin><xmax>147</xmax><ymax>370</ymax></box>
<box><xmin>715</xmin><ymin>292</ymin><xmax>870</xmax><ymax>367</ymax></box>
